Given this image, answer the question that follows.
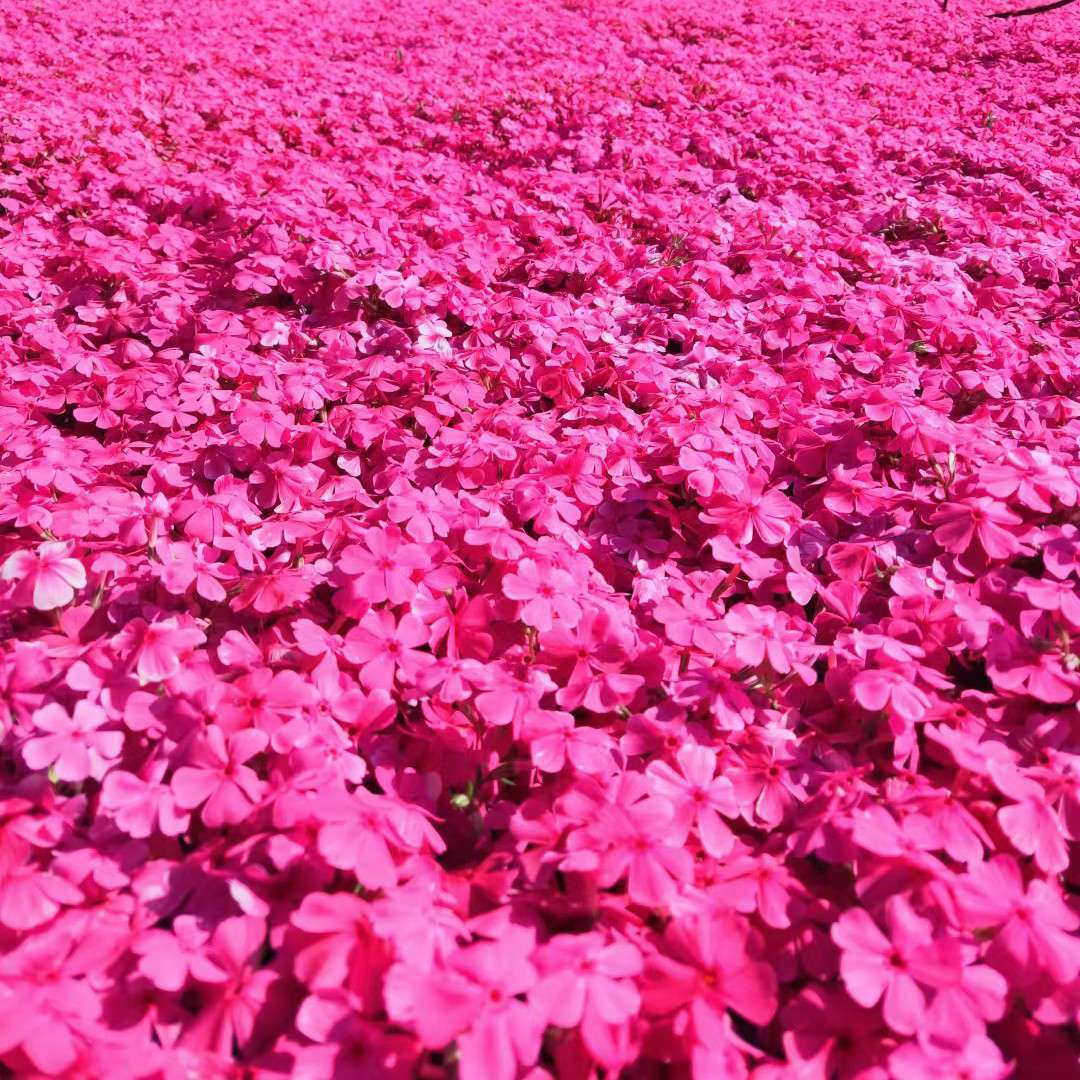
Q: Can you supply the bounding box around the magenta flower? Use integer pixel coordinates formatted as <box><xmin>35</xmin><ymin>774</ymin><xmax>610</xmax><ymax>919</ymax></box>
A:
<box><xmin>0</xmin><ymin>977</ymin><xmax>100</xmax><ymax>1074</ymax></box>
<box><xmin>386</xmin><ymin>932</ymin><xmax>543</xmax><ymax>1080</ymax></box>
<box><xmin>541</xmin><ymin>612</ymin><xmax>643</xmax><ymax>711</ymax></box>
<box><xmin>315</xmin><ymin>789</ymin><xmax>409</xmax><ymax>891</ymax></box>
<box><xmin>642</xmin><ymin>911</ymin><xmax>778</xmax><ymax>1031</ymax></box>
<box><xmin>156</xmin><ymin>539</ymin><xmax>234</xmax><ymax>603</ymax></box>
<box><xmin>705</xmin><ymin>851</ymin><xmax>800</xmax><ymax>929</ymax></box>
<box><xmin>176</xmin><ymin>915</ymin><xmax>283</xmax><ymax>1058</ymax></box>
<box><xmin>386</xmin><ymin>483</ymin><xmax>456</xmax><ymax>543</ymax></box>
<box><xmin>290</xmin><ymin>891</ymin><xmax>388</xmax><ymax>997</ymax></box>
<box><xmin>131</xmin><ymin>915</ymin><xmax>229</xmax><ymax>991</ymax></box>
<box><xmin>775</xmin><ymin>986</ymin><xmax>889</xmax><ymax>1080</ymax></box>
<box><xmin>474</xmin><ymin>662</ymin><xmax>555</xmax><ymax>732</ymax></box>
<box><xmin>852</xmin><ymin>667</ymin><xmax>931</xmax><ymax>721</ymax></box>
<box><xmin>652</xmin><ymin>593</ymin><xmax>729</xmax><ymax>655</ymax></box>
<box><xmin>524</xmin><ymin>710</ymin><xmax>614</xmax><ymax>775</ymax></box>
<box><xmin>0</xmin><ymin>863</ymin><xmax>83</xmax><ymax>931</ymax></box>
<box><xmin>724</xmin><ymin>603</ymin><xmax>817</xmax><ymax>682</ymax></box>
<box><xmin>889</xmin><ymin>1037</ymin><xmax>1012</xmax><ymax>1080</ymax></box>
<box><xmin>701</xmin><ymin>477</ymin><xmax>797</xmax><ymax>546</ymax></box>
<box><xmin>930</xmin><ymin>498</ymin><xmax>1023</xmax><ymax>560</ymax></box>
<box><xmin>217</xmin><ymin>666</ymin><xmax>316</xmax><ymax>734</ymax></box>
<box><xmin>294</xmin><ymin>995</ymin><xmax>418</xmax><ymax>1079</ymax></box>
<box><xmin>997</xmin><ymin>794</ymin><xmax>1069</xmax><ymax>875</ymax></box>
<box><xmin>307</xmin><ymin>653</ymin><xmax>396</xmax><ymax>736</ymax></box>
<box><xmin>567</xmin><ymin>787</ymin><xmax>694</xmax><ymax>907</ymax></box>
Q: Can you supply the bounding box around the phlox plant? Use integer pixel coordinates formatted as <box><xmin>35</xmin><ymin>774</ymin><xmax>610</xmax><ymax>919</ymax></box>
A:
<box><xmin>0</xmin><ymin>0</ymin><xmax>1078</xmax><ymax>1076</ymax></box>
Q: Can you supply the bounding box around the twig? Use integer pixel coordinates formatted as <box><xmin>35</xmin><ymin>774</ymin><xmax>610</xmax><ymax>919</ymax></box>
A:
<box><xmin>990</xmin><ymin>0</ymin><xmax>1078</xmax><ymax>17</ymax></box>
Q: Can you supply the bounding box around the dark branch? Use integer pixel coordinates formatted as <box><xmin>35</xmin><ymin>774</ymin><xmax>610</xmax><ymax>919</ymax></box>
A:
<box><xmin>990</xmin><ymin>0</ymin><xmax>1078</xmax><ymax>17</ymax></box>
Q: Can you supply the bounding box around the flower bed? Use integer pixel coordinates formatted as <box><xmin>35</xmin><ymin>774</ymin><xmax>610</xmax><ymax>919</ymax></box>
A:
<box><xmin>0</xmin><ymin>0</ymin><xmax>1078</xmax><ymax>1075</ymax></box>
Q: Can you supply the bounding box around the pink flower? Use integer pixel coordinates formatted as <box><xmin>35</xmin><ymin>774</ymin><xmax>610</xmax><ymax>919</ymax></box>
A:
<box><xmin>156</xmin><ymin>539</ymin><xmax>234</xmax><ymax>602</ymax></box>
<box><xmin>0</xmin><ymin>864</ymin><xmax>83</xmax><ymax>931</ymax></box>
<box><xmin>385</xmin><ymin>932</ymin><xmax>543</xmax><ymax>1080</ymax></box>
<box><xmin>997</xmin><ymin>793</ymin><xmax>1069</xmax><ymax>875</ymax></box>
<box><xmin>652</xmin><ymin>593</ymin><xmax>728</xmax><ymax>655</ymax></box>
<box><xmin>315</xmin><ymin>790</ymin><xmax>406</xmax><ymax>891</ymax></box>
<box><xmin>100</xmin><ymin>763</ymin><xmax>190</xmax><ymax>838</ymax></box>
<box><xmin>307</xmin><ymin>654</ymin><xmax>396</xmax><ymax>736</ymax></box>
<box><xmin>567</xmin><ymin>785</ymin><xmax>694</xmax><ymax>907</ymax></box>
<box><xmin>294</xmin><ymin>995</ymin><xmax>418</xmax><ymax>1079</ymax></box>
<box><xmin>822</xmin><ymin>464</ymin><xmax>896</xmax><ymax>517</ymax></box>
<box><xmin>176</xmin><ymin>916</ymin><xmax>283</xmax><ymax>1058</ymax></box>
<box><xmin>889</xmin><ymin>1035</ymin><xmax>1012</xmax><ymax>1080</ymax></box>
<box><xmin>217</xmin><ymin>666</ymin><xmax>316</xmax><ymax>734</ymax></box>
<box><xmin>0</xmin><ymin>977</ymin><xmax>100</xmax><ymax>1074</ymax></box>
<box><xmin>171</xmin><ymin>725</ymin><xmax>268</xmax><ymax>827</ymax></box>
<box><xmin>728</xmin><ymin>745</ymin><xmax>807</xmax><ymax>829</ymax></box>
<box><xmin>337</xmin><ymin>527</ymin><xmax>431</xmax><ymax>606</ymax></box>
<box><xmin>22</xmin><ymin>700</ymin><xmax>122</xmax><ymax>782</ymax></box>
<box><xmin>851</xmin><ymin>668</ymin><xmax>931</xmax><ymax>724</ymax></box>
<box><xmin>1017</xmin><ymin>575</ymin><xmax>1080</xmax><ymax>627</ymax></box>
<box><xmin>532</xmin><ymin>933</ymin><xmax>642</xmax><ymax>1068</ymax></box>
<box><xmin>705</xmin><ymin>852</ymin><xmax>799</xmax><ymax>929</ymax></box>
<box><xmin>930</xmin><ymin>498</ymin><xmax>1023</xmax><ymax>560</ymax></box>
<box><xmin>701</xmin><ymin>477</ymin><xmax>797</xmax><ymax>546</ymax></box>
<box><xmin>523</xmin><ymin>710</ymin><xmax>614</xmax><ymax>775</ymax></box>
<box><xmin>343</xmin><ymin>610</ymin><xmax>434</xmax><ymax>691</ymax></box>
<box><xmin>114</xmin><ymin>616</ymin><xmax>207</xmax><ymax>683</ymax></box>
<box><xmin>474</xmin><ymin>663</ymin><xmax>554</xmax><ymax>732</ymax></box>
<box><xmin>642</xmin><ymin>911</ymin><xmax>778</xmax><ymax>1031</ymax></box>
<box><xmin>375</xmin><ymin>270</ymin><xmax>424</xmax><ymax>310</ymax></box>
<box><xmin>290</xmin><ymin>892</ymin><xmax>389</xmax><ymax>998</ymax></box>
<box><xmin>540</xmin><ymin>608</ymin><xmax>643</xmax><ymax>711</ymax></box>
<box><xmin>386</xmin><ymin>483</ymin><xmax>456</xmax><ymax>543</ymax></box>
<box><xmin>646</xmin><ymin>744</ymin><xmax>739</xmax><ymax>857</ymax></box>
<box><xmin>775</xmin><ymin>986</ymin><xmax>888</xmax><ymax>1080</ymax></box>
<box><xmin>131</xmin><ymin>915</ymin><xmax>229</xmax><ymax>991</ymax></box>
<box><xmin>954</xmin><ymin>855</ymin><xmax>1080</xmax><ymax>987</ymax></box>
<box><xmin>723</xmin><ymin>603</ymin><xmax>816</xmax><ymax>682</ymax></box>
<box><xmin>0</xmin><ymin>3</ymin><xmax>1077</xmax><ymax>1073</ymax></box>
<box><xmin>501</xmin><ymin>558</ymin><xmax>582</xmax><ymax>631</ymax></box>
<box><xmin>831</xmin><ymin>897</ymin><xmax>950</xmax><ymax>1035</ymax></box>
<box><xmin>1</xmin><ymin>542</ymin><xmax>86</xmax><ymax>611</ymax></box>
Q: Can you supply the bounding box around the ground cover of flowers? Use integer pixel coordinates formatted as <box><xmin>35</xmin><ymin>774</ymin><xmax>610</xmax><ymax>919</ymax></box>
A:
<box><xmin>0</xmin><ymin>0</ymin><xmax>1079</xmax><ymax>1075</ymax></box>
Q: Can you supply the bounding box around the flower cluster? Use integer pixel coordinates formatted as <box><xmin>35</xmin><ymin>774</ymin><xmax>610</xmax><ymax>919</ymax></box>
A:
<box><xmin>0</xmin><ymin>0</ymin><xmax>1078</xmax><ymax>1076</ymax></box>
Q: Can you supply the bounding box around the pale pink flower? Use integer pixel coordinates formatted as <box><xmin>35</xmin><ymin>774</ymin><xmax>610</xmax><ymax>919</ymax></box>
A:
<box><xmin>1</xmin><ymin>542</ymin><xmax>86</xmax><ymax>611</ymax></box>
<box><xmin>22</xmin><ymin>700</ymin><xmax>121</xmax><ymax>782</ymax></box>
<box><xmin>114</xmin><ymin>616</ymin><xmax>207</xmax><ymax>683</ymax></box>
